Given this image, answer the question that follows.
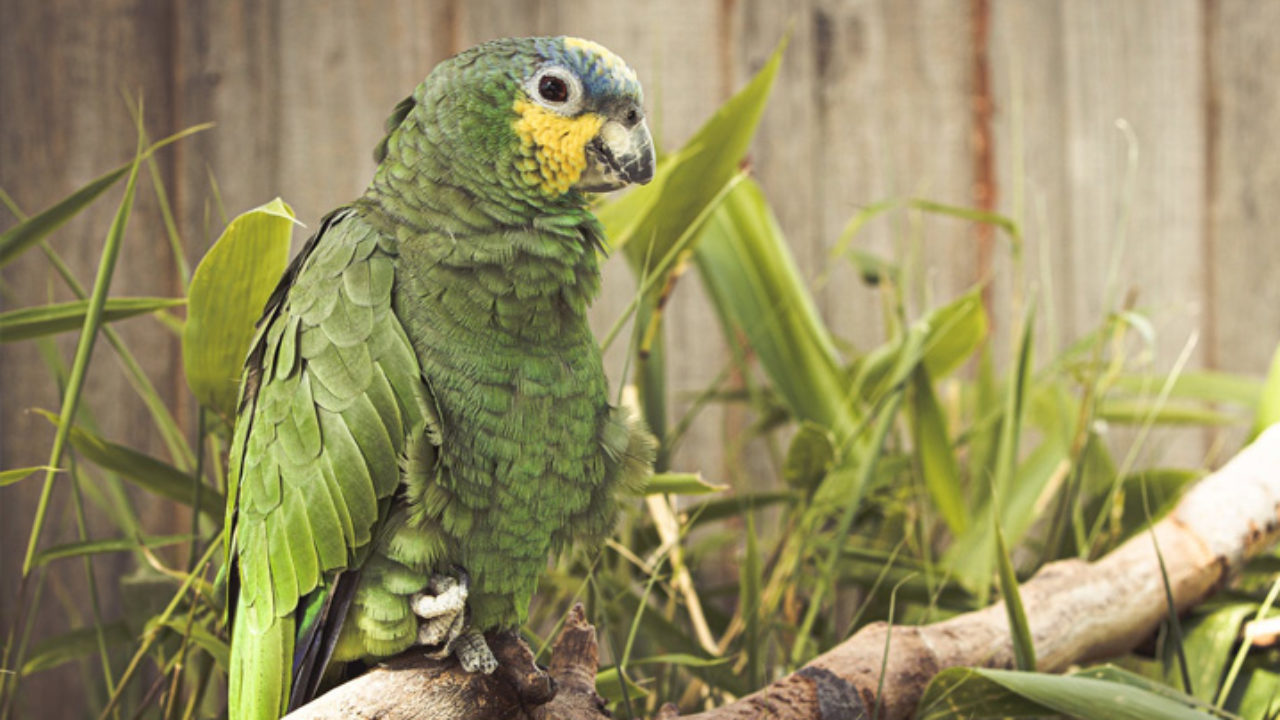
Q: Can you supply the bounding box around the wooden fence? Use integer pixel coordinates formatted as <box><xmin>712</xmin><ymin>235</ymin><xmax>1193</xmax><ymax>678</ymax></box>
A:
<box><xmin>2</xmin><ymin>2</ymin><xmax>1278</xmax><ymax>715</ymax></box>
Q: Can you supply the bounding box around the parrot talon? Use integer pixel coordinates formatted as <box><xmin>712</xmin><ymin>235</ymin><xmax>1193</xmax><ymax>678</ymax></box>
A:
<box><xmin>455</xmin><ymin>629</ymin><xmax>498</xmax><ymax>674</ymax></box>
<box><xmin>411</xmin><ymin>570</ymin><xmax>472</xmax><ymax>660</ymax></box>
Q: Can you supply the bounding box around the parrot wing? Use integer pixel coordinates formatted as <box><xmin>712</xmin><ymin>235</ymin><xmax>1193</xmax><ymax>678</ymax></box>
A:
<box><xmin>226</xmin><ymin>207</ymin><xmax>438</xmax><ymax>719</ymax></box>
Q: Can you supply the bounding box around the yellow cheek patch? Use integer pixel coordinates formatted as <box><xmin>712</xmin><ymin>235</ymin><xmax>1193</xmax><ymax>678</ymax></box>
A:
<box><xmin>512</xmin><ymin>99</ymin><xmax>604</xmax><ymax>196</ymax></box>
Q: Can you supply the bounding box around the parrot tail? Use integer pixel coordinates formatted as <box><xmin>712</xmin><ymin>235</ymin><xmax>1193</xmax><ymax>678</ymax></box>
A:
<box><xmin>229</xmin><ymin>591</ymin><xmax>294</xmax><ymax>720</ymax></box>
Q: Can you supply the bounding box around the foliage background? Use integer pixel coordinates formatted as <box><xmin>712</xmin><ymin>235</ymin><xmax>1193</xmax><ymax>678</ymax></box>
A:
<box><xmin>3</xmin><ymin>1</ymin><xmax>1280</xmax><ymax>718</ymax></box>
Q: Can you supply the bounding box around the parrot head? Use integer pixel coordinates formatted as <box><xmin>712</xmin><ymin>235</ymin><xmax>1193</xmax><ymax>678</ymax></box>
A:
<box><xmin>375</xmin><ymin>36</ymin><xmax>654</xmax><ymax>210</ymax></box>
<box><xmin>509</xmin><ymin>36</ymin><xmax>654</xmax><ymax>194</ymax></box>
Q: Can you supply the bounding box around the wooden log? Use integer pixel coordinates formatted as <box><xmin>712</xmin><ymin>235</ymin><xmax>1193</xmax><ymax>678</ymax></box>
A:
<box><xmin>287</xmin><ymin>424</ymin><xmax>1280</xmax><ymax>720</ymax></box>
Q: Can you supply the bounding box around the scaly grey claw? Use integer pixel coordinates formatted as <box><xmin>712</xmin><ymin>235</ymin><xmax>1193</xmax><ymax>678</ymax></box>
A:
<box><xmin>411</xmin><ymin>571</ymin><xmax>469</xmax><ymax>653</ymax></box>
<box><xmin>455</xmin><ymin>629</ymin><xmax>498</xmax><ymax>674</ymax></box>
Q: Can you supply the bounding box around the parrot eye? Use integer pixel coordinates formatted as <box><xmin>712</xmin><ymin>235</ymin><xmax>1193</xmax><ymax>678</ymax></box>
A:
<box><xmin>527</xmin><ymin>66</ymin><xmax>583</xmax><ymax>114</ymax></box>
<box><xmin>539</xmin><ymin>75</ymin><xmax>569</xmax><ymax>103</ymax></box>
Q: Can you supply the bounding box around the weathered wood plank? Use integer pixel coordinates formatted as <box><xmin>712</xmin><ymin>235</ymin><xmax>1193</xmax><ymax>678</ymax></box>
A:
<box><xmin>991</xmin><ymin>0</ymin><xmax>1209</xmax><ymax>464</ymax></box>
<box><xmin>0</xmin><ymin>2</ymin><xmax>186</xmax><ymax>718</ymax></box>
<box><xmin>1206</xmin><ymin>1</ymin><xmax>1280</xmax><ymax>379</ymax></box>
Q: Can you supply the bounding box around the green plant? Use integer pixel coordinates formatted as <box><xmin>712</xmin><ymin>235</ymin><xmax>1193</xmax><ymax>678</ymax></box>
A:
<box><xmin>1</xmin><ymin>39</ymin><xmax>1277</xmax><ymax>720</ymax></box>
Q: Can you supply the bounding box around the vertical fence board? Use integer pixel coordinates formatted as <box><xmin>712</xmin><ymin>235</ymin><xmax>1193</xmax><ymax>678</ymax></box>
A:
<box><xmin>0</xmin><ymin>2</ymin><xmax>184</xmax><ymax>718</ymax></box>
<box><xmin>1207</xmin><ymin>1</ymin><xmax>1280</xmax><ymax>379</ymax></box>
<box><xmin>992</xmin><ymin>0</ymin><xmax>1209</xmax><ymax>465</ymax></box>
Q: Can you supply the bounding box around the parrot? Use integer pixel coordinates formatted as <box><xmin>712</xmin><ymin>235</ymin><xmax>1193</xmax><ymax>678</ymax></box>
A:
<box><xmin>224</xmin><ymin>36</ymin><xmax>656</xmax><ymax>719</ymax></box>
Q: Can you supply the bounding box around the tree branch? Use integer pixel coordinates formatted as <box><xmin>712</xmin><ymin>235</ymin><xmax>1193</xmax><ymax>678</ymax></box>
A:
<box><xmin>288</xmin><ymin>425</ymin><xmax>1280</xmax><ymax>720</ymax></box>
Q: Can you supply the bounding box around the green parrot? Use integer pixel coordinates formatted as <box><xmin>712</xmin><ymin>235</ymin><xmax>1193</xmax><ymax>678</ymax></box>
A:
<box><xmin>225</xmin><ymin>36</ymin><xmax>656</xmax><ymax>719</ymax></box>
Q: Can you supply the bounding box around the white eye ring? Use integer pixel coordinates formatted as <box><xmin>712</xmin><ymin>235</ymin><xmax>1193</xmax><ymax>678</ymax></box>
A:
<box><xmin>527</xmin><ymin>66</ymin><xmax>584</xmax><ymax>115</ymax></box>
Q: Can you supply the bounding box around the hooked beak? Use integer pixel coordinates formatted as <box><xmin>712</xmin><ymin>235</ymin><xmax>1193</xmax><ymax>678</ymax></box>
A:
<box><xmin>577</xmin><ymin>111</ymin><xmax>655</xmax><ymax>192</ymax></box>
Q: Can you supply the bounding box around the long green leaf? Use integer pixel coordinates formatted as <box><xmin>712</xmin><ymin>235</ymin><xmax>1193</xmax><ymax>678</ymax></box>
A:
<box><xmin>741</xmin><ymin>509</ymin><xmax>762</xmax><ymax>689</ymax></box>
<box><xmin>994</xmin><ymin>520</ymin><xmax>1036</xmax><ymax>671</ymax></box>
<box><xmin>36</xmin><ymin>410</ymin><xmax>224</xmax><ymax>517</ymax></box>
<box><xmin>0</xmin><ymin>297</ymin><xmax>184</xmax><ymax>342</ymax></box>
<box><xmin>0</xmin><ymin>166</ymin><xmax>129</xmax><ymax>268</ymax></box>
<box><xmin>944</xmin><ymin>301</ymin><xmax>1038</xmax><ymax>601</ymax></box>
<box><xmin>600</xmin><ymin>34</ymin><xmax>786</xmax><ymax>262</ymax></box>
<box><xmin>22</xmin><ymin>128</ymin><xmax>147</xmax><ymax>580</ymax></box>
<box><xmin>908</xmin><ymin>367</ymin><xmax>967</xmax><ymax>534</ymax></box>
<box><xmin>183</xmin><ymin>197</ymin><xmax>295</xmax><ymax>419</ymax></box>
<box><xmin>20</xmin><ymin>622</ymin><xmax>132</xmax><ymax>676</ymax></box>
<box><xmin>1161</xmin><ymin>603</ymin><xmax>1256</xmax><ymax>703</ymax></box>
<box><xmin>33</xmin><ymin>534</ymin><xmax>195</xmax><ymax>566</ymax></box>
<box><xmin>1099</xmin><ymin>398</ymin><xmax>1241</xmax><ymax>426</ymax></box>
<box><xmin>157</xmin><ymin>618</ymin><xmax>229</xmax><ymax>671</ymax></box>
<box><xmin>918</xmin><ymin>667</ymin><xmax>1222</xmax><ymax>720</ymax></box>
<box><xmin>0</xmin><ymin>123</ymin><xmax>211</xmax><ymax>269</ymax></box>
<box><xmin>0</xmin><ymin>466</ymin><xmax>57</xmax><ymax>487</ymax></box>
<box><xmin>696</xmin><ymin>179</ymin><xmax>855</xmax><ymax>439</ymax></box>
<box><xmin>1113</xmin><ymin>370</ymin><xmax>1261</xmax><ymax>408</ymax></box>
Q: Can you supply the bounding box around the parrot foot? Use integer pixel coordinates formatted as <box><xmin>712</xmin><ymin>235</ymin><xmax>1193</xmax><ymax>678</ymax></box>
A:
<box><xmin>454</xmin><ymin>629</ymin><xmax>498</xmax><ymax>674</ymax></box>
<box><xmin>412</xmin><ymin>573</ymin><xmax>468</xmax><ymax>648</ymax></box>
<box><xmin>411</xmin><ymin>570</ymin><xmax>496</xmax><ymax>673</ymax></box>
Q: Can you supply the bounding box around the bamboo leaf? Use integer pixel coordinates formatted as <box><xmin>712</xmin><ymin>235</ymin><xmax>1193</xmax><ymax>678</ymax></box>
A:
<box><xmin>907</xmin><ymin>199</ymin><xmax>1022</xmax><ymax>248</ymax></box>
<box><xmin>0</xmin><ymin>165</ymin><xmax>129</xmax><ymax>268</ymax></box>
<box><xmin>35</xmin><ymin>410</ymin><xmax>224</xmax><ymax>518</ymax></box>
<box><xmin>853</xmin><ymin>286</ymin><xmax>988</xmax><ymax>403</ymax></box>
<box><xmin>944</xmin><ymin>302</ymin><xmax>1039</xmax><ymax>601</ymax></box>
<box><xmin>34</xmin><ymin>533</ymin><xmax>195</xmax><ymax>566</ymax></box>
<box><xmin>600</xmin><ymin>33</ymin><xmax>786</xmax><ymax>263</ymax></box>
<box><xmin>1161</xmin><ymin>603</ymin><xmax>1257</xmax><ymax>702</ymax></box>
<box><xmin>0</xmin><ymin>466</ymin><xmax>57</xmax><ymax>487</ymax></box>
<box><xmin>909</xmin><ymin>367</ymin><xmax>967</xmax><ymax>534</ymax></box>
<box><xmin>22</xmin><ymin>129</ymin><xmax>148</xmax><ymax>580</ymax></box>
<box><xmin>0</xmin><ymin>123</ymin><xmax>210</xmax><ymax>269</ymax></box>
<box><xmin>921</xmin><ymin>286</ymin><xmax>989</xmax><ymax>379</ymax></box>
<box><xmin>21</xmin><ymin>622</ymin><xmax>132</xmax><ymax>676</ymax></box>
<box><xmin>1231</xmin><ymin>667</ymin><xmax>1280</xmax><ymax>720</ymax></box>
<box><xmin>918</xmin><ymin>667</ymin><xmax>1221</xmax><ymax>720</ymax></box>
<box><xmin>183</xmin><ymin>198</ymin><xmax>295</xmax><ymax>419</ymax></box>
<box><xmin>595</xmin><ymin>666</ymin><xmax>651</xmax><ymax>705</ymax></box>
<box><xmin>157</xmin><ymin>617</ymin><xmax>230</xmax><ymax>670</ymax></box>
<box><xmin>995</xmin><ymin>519</ymin><xmax>1036</xmax><ymax>671</ymax></box>
<box><xmin>1113</xmin><ymin>370</ymin><xmax>1262</xmax><ymax>409</ymax></box>
<box><xmin>0</xmin><ymin>297</ymin><xmax>184</xmax><ymax>342</ymax></box>
<box><xmin>1099</xmin><ymin>398</ymin><xmax>1242</xmax><ymax>426</ymax></box>
<box><xmin>696</xmin><ymin>179</ymin><xmax>856</xmax><ymax>439</ymax></box>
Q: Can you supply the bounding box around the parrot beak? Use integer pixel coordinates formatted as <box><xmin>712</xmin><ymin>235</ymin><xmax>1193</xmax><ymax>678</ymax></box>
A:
<box><xmin>577</xmin><ymin>109</ymin><xmax>655</xmax><ymax>192</ymax></box>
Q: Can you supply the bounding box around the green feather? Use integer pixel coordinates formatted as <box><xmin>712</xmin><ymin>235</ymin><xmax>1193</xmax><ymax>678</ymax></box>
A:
<box><xmin>228</xmin><ymin>37</ymin><xmax>654</xmax><ymax>716</ymax></box>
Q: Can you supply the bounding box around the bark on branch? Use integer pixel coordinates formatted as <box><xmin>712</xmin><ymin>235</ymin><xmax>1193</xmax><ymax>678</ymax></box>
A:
<box><xmin>287</xmin><ymin>425</ymin><xmax>1280</xmax><ymax>720</ymax></box>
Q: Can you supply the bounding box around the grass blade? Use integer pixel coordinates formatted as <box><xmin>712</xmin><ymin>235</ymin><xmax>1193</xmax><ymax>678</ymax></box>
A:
<box><xmin>34</xmin><ymin>534</ymin><xmax>195</xmax><ymax>566</ymax></box>
<box><xmin>918</xmin><ymin>667</ymin><xmax>1221</xmax><ymax>720</ymax></box>
<box><xmin>0</xmin><ymin>165</ymin><xmax>129</xmax><ymax>267</ymax></box>
<box><xmin>20</xmin><ymin>124</ymin><xmax>147</xmax><ymax>578</ymax></box>
<box><xmin>994</xmin><ymin>518</ymin><xmax>1036</xmax><ymax>671</ymax></box>
<box><xmin>0</xmin><ymin>297</ymin><xmax>184</xmax><ymax>343</ymax></box>
<box><xmin>0</xmin><ymin>123</ymin><xmax>211</xmax><ymax>269</ymax></box>
<box><xmin>908</xmin><ymin>367</ymin><xmax>967</xmax><ymax>534</ymax></box>
<box><xmin>34</xmin><ymin>410</ymin><xmax>224</xmax><ymax>517</ymax></box>
<box><xmin>19</xmin><ymin>622</ymin><xmax>132</xmax><ymax>676</ymax></box>
<box><xmin>0</xmin><ymin>466</ymin><xmax>57</xmax><ymax>487</ymax></box>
